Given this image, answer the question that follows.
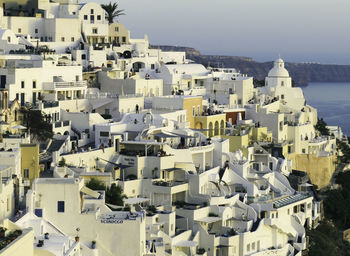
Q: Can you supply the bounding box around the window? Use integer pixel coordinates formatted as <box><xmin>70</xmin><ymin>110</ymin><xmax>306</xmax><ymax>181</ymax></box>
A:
<box><xmin>115</xmin><ymin>27</ymin><xmax>119</xmax><ymax>32</ymax></box>
<box><xmin>16</xmin><ymin>93</ymin><xmax>19</xmax><ymax>100</ymax></box>
<box><xmin>34</xmin><ymin>209</ymin><xmax>42</xmax><ymax>217</ymax></box>
<box><xmin>97</xmin><ymin>15</ymin><xmax>101</xmax><ymax>20</ymax></box>
<box><xmin>281</xmin><ymin>94</ymin><xmax>285</xmax><ymax>99</ymax></box>
<box><xmin>61</xmin><ymin>37</ymin><xmax>65</xmax><ymax>42</ymax></box>
<box><xmin>122</xmin><ymin>36</ymin><xmax>126</xmax><ymax>43</ymax></box>
<box><xmin>0</xmin><ymin>75</ymin><xmax>6</xmax><ymax>88</ymax></box>
<box><xmin>302</xmin><ymin>148</ymin><xmax>306</xmax><ymax>153</ymax></box>
<box><xmin>32</xmin><ymin>80</ymin><xmax>36</xmax><ymax>88</ymax></box>
<box><xmin>21</xmin><ymin>81</ymin><xmax>24</xmax><ymax>88</ymax></box>
<box><xmin>100</xmin><ymin>131</ymin><xmax>109</xmax><ymax>137</ymax></box>
<box><xmin>197</xmin><ymin>106</ymin><xmax>200</xmax><ymax>116</ymax></box>
<box><xmin>247</xmin><ymin>244</ymin><xmax>250</xmax><ymax>252</ymax></box>
<box><xmin>151</xmin><ymin>64</ymin><xmax>155</xmax><ymax>69</ymax></box>
<box><xmin>252</xmin><ymin>242</ymin><xmax>255</xmax><ymax>250</ymax></box>
<box><xmin>294</xmin><ymin>205</ymin><xmax>298</xmax><ymax>213</ymax></box>
<box><xmin>192</xmin><ymin>107</ymin><xmax>195</xmax><ymax>116</ymax></box>
<box><xmin>84</xmin><ymin>15</ymin><xmax>88</xmax><ymax>20</ymax></box>
<box><xmin>7</xmin><ymin>36</ymin><xmax>11</xmax><ymax>43</ymax></box>
<box><xmin>71</xmin><ymin>37</ymin><xmax>74</xmax><ymax>42</ymax></box>
<box><xmin>281</xmin><ymin>81</ymin><xmax>284</xmax><ymax>86</ymax></box>
<box><xmin>90</xmin><ymin>9</ymin><xmax>94</xmax><ymax>14</ymax></box>
<box><xmin>35</xmin><ymin>28</ymin><xmax>38</xmax><ymax>33</ymax></box>
<box><xmin>82</xmin><ymin>54</ymin><xmax>86</xmax><ymax>60</ymax></box>
<box><xmin>288</xmin><ymin>209</ymin><xmax>290</xmax><ymax>215</ymax></box>
<box><xmin>57</xmin><ymin>201</ymin><xmax>65</xmax><ymax>212</ymax></box>
<box><xmin>92</xmin><ymin>28</ymin><xmax>98</xmax><ymax>34</ymax></box>
<box><xmin>18</xmin><ymin>28</ymin><xmax>21</xmax><ymax>33</ymax></box>
<box><xmin>23</xmin><ymin>169</ymin><xmax>29</xmax><ymax>178</ymax></box>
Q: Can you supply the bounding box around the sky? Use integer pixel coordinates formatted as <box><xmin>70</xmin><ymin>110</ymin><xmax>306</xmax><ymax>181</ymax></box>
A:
<box><xmin>94</xmin><ymin>0</ymin><xmax>350</xmax><ymax>64</ymax></box>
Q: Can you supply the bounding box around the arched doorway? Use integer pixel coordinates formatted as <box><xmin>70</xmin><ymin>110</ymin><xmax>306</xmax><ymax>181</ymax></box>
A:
<box><xmin>208</xmin><ymin>122</ymin><xmax>213</xmax><ymax>137</ymax></box>
<box><xmin>220</xmin><ymin>120</ymin><xmax>225</xmax><ymax>135</ymax></box>
<box><xmin>196</xmin><ymin>122</ymin><xmax>203</xmax><ymax>130</ymax></box>
<box><xmin>214</xmin><ymin>121</ymin><xmax>219</xmax><ymax>136</ymax></box>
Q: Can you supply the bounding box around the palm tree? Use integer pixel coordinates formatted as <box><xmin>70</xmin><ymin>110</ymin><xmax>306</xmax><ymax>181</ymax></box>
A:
<box><xmin>101</xmin><ymin>2</ymin><xmax>125</xmax><ymax>24</ymax></box>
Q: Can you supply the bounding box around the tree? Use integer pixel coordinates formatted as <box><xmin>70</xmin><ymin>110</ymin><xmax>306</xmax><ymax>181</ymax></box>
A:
<box><xmin>101</xmin><ymin>2</ymin><xmax>125</xmax><ymax>24</ymax></box>
<box><xmin>315</xmin><ymin>118</ymin><xmax>330</xmax><ymax>136</ymax></box>
<box><xmin>86</xmin><ymin>178</ymin><xmax>106</xmax><ymax>191</ymax></box>
<box><xmin>21</xmin><ymin>108</ymin><xmax>53</xmax><ymax>142</ymax></box>
<box><xmin>105</xmin><ymin>184</ymin><xmax>127</xmax><ymax>206</ymax></box>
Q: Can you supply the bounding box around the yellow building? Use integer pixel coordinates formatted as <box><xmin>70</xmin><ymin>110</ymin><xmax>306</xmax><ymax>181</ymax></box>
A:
<box><xmin>152</xmin><ymin>95</ymin><xmax>202</xmax><ymax>129</ymax></box>
<box><xmin>222</xmin><ymin>126</ymin><xmax>272</xmax><ymax>156</ymax></box>
<box><xmin>108</xmin><ymin>22</ymin><xmax>130</xmax><ymax>45</ymax></box>
<box><xmin>195</xmin><ymin>113</ymin><xmax>226</xmax><ymax>137</ymax></box>
<box><xmin>287</xmin><ymin>153</ymin><xmax>336</xmax><ymax>189</ymax></box>
<box><xmin>222</xmin><ymin>133</ymin><xmax>249</xmax><ymax>156</ymax></box>
<box><xmin>182</xmin><ymin>96</ymin><xmax>202</xmax><ymax>129</ymax></box>
<box><xmin>249</xmin><ymin>126</ymin><xmax>272</xmax><ymax>144</ymax></box>
<box><xmin>20</xmin><ymin>144</ymin><xmax>40</xmax><ymax>187</ymax></box>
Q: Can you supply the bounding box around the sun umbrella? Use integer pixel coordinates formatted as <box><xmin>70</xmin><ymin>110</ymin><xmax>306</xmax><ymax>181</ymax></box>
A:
<box><xmin>11</xmin><ymin>124</ymin><xmax>27</xmax><ymax>129</ymax></box>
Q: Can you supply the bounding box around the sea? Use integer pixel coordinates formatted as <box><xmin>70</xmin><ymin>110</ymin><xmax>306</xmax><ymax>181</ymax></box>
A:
<box><xmin>302</xmin><ymin>82</ymin><xmax>350</xmax><ymax>137</ymax></box>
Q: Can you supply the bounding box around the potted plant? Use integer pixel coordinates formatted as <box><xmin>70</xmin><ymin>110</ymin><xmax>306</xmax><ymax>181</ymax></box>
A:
<box><xmin>91</xmin><ymin>240</ymin><xmax>96</xmax><ymax>249</ymax></box>
<box><xmin>75</xmin><ymin>228</ymin><xmax>80</xmax><ymax>242</ymax></box>
<box><xmin>197</xmin><ymin>248</ymin><xmax>206</xmax><ymax>255</ymax></box>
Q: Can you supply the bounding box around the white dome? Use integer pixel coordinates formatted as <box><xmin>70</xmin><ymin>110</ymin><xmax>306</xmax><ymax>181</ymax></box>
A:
<box><xmin>268</xmin><ymin>58</ymin><xmax>289</xmax><ymax>77</ymax></box>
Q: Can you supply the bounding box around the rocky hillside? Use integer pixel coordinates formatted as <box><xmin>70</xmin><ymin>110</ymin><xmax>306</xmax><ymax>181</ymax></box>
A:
<box><xmin>151</xmin><ymin>45</ymin><xmax>350</xmax><ymax>86</ymax></box>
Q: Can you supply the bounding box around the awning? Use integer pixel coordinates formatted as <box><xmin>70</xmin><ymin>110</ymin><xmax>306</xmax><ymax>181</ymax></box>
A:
<box><xmin>11</xmin><ymin>124</ymin><xmax>27</xmax><ymax>129</ymax></box>
<box><xmin>90</xmin><ymin>98</ymin><xmax>114</xmax><ymax>110</ymax></box>
<box><xmin>216</xmin><ymin>245</ymin><xmax>233</xmax><ymax>248</ymax></box>
<box><xmin>114</xmin><ymin>163</ymin><xmax>132</xmax><ymax>169</ymax></box>
<box><xmin>300</xmin><ymin>183</ymin><xmax>313</xmax><ymax>187</ymax></box>
<box><xmin>81</xmin><ymin>186</ymin><xmax>100</xmax><ymax>199</ymax></box>
<box><xmin>125</xmin><ymin>197</ymin><xmax>150</xmax><ymax>205</ymax></box>
<box><xmin>164</xmin><ymin>167</ymin><xmax>182</xmax><ymax>172</ymax></box>
<box><xmin>197</xmin><ymin>216</ymin><xmax>221</xmax><ymax>223</ymax></box>
<box><xmin>18</xmin><ymin>36</ymin><xmax>34</xmax><ymax>47</ymax></box>
<box><xmin>154</xmin><ymin>132</ymin><xmax>178</xmax><ymax>138</ymax></box>
<box><xmin>173</xmin><ymin>240</ymin><xmax>197</xmax><ymax>247</ymax></box>
<box><xmin>106</xmin><ymin>203</ymin><xmax>123</xmax><ymax>210</ymax></box>
<box><xmin>170</xmin><ymin>133</ymin><xmax>196</xmax><ymax>138</ymax></box>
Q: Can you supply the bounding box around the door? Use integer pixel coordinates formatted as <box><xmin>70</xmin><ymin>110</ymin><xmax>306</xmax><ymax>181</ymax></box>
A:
<box><xmin>33</xmin><ymin>92</ymin><xmax>36</xmax><ymax>105</ymax></box>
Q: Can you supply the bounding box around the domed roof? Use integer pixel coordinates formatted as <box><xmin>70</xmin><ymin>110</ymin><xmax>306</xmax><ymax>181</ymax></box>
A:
<box><xmin>268</xmin><ymin>58</ymin><xmax>289</xmax><ymax>77</ymax></box>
